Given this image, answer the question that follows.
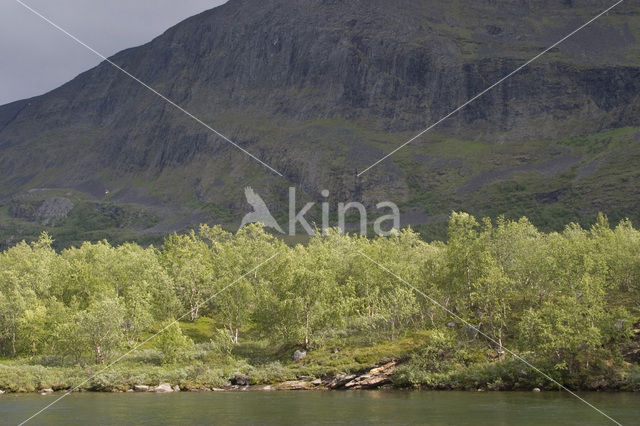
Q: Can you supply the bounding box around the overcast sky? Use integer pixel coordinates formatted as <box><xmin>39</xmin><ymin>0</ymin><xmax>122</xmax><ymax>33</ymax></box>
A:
<box><xmin>0</xmin><ymin>0</ymin><xmax>228</xmax><ymax>106</ymax></box>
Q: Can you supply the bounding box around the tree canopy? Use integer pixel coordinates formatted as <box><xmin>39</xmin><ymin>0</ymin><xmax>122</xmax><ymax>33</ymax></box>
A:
<box><xmin>0</xmin><ymin>216</ymin><xmax>637</xmax><ymax>386</ymax></box>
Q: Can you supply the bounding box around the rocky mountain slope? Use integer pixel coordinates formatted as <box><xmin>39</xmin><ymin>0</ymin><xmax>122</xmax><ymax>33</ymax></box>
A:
<box><xmin>1</xmin><ymin>0</ymin><xmax>640</xmax><ymax>246</ymax></box>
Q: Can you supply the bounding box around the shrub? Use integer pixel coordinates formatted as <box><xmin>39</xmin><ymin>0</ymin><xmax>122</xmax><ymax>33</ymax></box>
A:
<box><xmin>155</xmin><ymin>322</ymin><xmax>195</xmax><ymax>364</ymax></box>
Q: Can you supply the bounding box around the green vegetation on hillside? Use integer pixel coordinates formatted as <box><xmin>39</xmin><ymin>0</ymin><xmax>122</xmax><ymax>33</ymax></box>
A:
<box><xmin>2</xmin><ymin>125</ymin><xmax>640</xmax><ymax>250</ymax></box>
<box><xmin>0</xmin><ymin>214</ymin><xmax>639</xmax><ymax>392</ymax></box>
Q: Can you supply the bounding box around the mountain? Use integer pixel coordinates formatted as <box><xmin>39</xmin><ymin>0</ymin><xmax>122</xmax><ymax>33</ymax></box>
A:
<box><xmin>1</xmin><ymin>0</ymin><xmax>640</xmax><ymax>247</ymax></box>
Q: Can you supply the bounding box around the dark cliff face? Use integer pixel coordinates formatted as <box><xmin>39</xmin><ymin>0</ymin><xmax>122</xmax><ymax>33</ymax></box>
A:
<box><xmin>0</xmin><ymin>0</ymin><xmax>639</xmax><ymax>239</ymax></box>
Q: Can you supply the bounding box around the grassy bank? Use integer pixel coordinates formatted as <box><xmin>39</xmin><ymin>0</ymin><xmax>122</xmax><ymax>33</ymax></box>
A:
<box><xmin>2</xmin><ymin>326</ymin><xmax>639</xmax><ymax>393</ymax></box>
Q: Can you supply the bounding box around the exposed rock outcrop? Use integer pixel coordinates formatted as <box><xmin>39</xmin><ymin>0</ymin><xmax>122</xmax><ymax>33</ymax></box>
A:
<box><xmin>328</xmin><ymin>361</ymin><xmax>397</xmax><ymax>390</ymax></box>
<box><xmin>328</xmin><ymin>374</ymin><xmax>357</xmax><ymax>390</ymax></box>
<box><xmin>36</xmin><ymin>197</ymin><xmax>74</xmax><ymax>226</ymax></box>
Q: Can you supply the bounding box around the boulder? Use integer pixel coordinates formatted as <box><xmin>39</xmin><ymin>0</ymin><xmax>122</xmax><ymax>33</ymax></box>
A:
<box><xmin>0</xmin><ymin>389</ymin><xmax>5</xmax><ymax>395</ymax></box>
<box><xmin>231</xmin><ymin>374</ymin><xmax>250</xmax><ymax>386</ymax></box>
<box><xmin>134</xmin><ymin>385</ymin><xmax>150</xmax><ymax>392</ymax></box>
<box><xmin>154</xmin><ymin>383</ymin><xmax>174</xmax><ymax>393</ymax></box>
<box><xmin>173</xmin><ymin>385</ymin><xmax>181</xmax><ymax>392</ymax></box>
<box><xmin>40</xmin><ymin>388</ymin><xmax>54</xmax><ymax>395</ymax></box>
<box><xmin>311</xmin><ymin>378</ymin><xmax>322</xmax><ymax>386</ymax></box>
<box><xmin>293</xmin><ymin>350</ymin><xmax>307</xmax><ymax>362</ymax></box>
<box><xmin>532</xmin><ymin>387</ymin><xmax>541</xmax><ymax>392</ymax></box>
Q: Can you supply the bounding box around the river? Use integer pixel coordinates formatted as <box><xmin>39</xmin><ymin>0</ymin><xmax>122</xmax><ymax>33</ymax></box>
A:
<box><xmin>1</xmin><ymin>390</ymin><xmax>638</xmax><ymax>425</ymax></box>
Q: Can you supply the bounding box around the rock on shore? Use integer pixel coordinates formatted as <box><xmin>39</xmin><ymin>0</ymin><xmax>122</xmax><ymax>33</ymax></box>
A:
<box><xmin>328</xmin><ymin>361</ymin><xmax>396</xmax><ymax>390</ymax></box>
<box><xmin>153</xmin><ymin>383</ymin><xmax>174</xmax><ymax>393</ymax></box>
<box><xmin>112</xmin><ymin>361</ymin><xmax>398</xmax><ymax>395</ymax></box>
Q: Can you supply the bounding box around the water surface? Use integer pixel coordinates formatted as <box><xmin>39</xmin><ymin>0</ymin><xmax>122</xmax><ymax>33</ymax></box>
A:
<box><xmin>1</xmin><ymin>391</ymin><xmax>638</xmax><ymax>425</ymax></box>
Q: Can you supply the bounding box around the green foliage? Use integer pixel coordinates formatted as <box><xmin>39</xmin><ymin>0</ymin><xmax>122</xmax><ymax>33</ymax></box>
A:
<box><xmin>0</xmin><ymin>216</ymin><xmax>638</xmax><ymax>391</ymax></box>
<box><xmin>75</xmin><ymin>298</ymin><xmax>127</xmax><ymax>365</ymax></box>
<box><xmin>209</xmin><ymin>329</ymin><xmax>235</xmax><ymax>357</ymax></box>
<box><xmin>155</xmin><ymin>322</ymin><xmax>194</xmax><ymax>365</ymax></box>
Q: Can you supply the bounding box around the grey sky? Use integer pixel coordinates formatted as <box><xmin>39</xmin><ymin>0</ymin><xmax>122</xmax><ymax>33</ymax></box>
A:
<box><xmin>0</xmin><ymin>0</ymin><xmax>228</xmax><ymax>106</ymax></box>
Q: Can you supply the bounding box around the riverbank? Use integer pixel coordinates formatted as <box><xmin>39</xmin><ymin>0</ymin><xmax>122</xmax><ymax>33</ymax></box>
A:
<box><xmin>2</xmin><ymin>353</ymin><xmax>639</xmax><ymax>395</ymax></box>
<box><xmin>2</xmin><ymin>324</ymin><xmax>639</xmax><ymax>395</ymax></box>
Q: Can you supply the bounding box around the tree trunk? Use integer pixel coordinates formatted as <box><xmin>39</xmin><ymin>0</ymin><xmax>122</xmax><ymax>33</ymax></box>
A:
<box><xmin>190</xmin><ymin>301</ymin><xmax>199</xmax><ymax>321</ymax></box>
<box><xmin>391</xmin><ymin>313</ymin><xmax>396</xmax><ymax>341</ymax></box>
<box><xmin>189</xmin><ymin>285</ymin><xmax>200</xmax><ymax>321</ymax></box>
<box><xmin>228</xmin><ymin>322</ymin><xmax>239</xmax><ymax>344</ymax></box>
<box><xmin>96</xmin><ymin>345</ymin><xmax>105</xmax><ymax>364</ymax></box>
<box><xmin>305</xmin><ymin>312</ymin><xmax>310</xmax><ymax>349</ymax></box>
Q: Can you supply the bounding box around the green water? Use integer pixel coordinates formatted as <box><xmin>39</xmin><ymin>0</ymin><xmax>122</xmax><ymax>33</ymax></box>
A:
<box><xmin>1</xmin><ymin>391</ymin><xmax>638</xmax><ymax>425</ymax></box>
